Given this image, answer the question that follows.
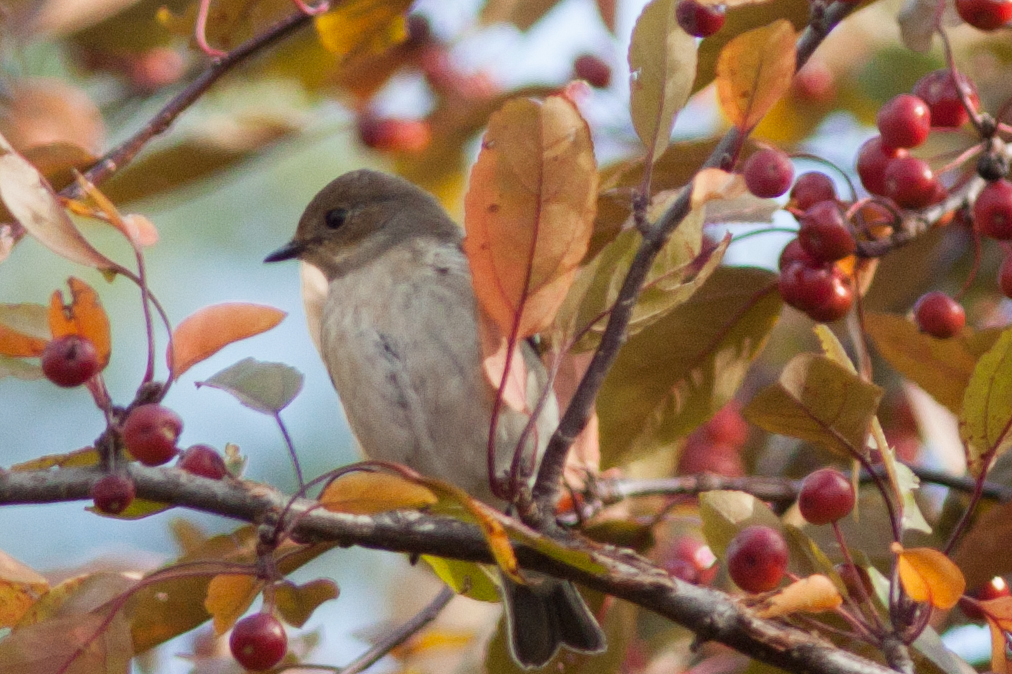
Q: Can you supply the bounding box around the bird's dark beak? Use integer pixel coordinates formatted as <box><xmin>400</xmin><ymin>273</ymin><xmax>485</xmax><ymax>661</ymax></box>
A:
<box><xmin>264</xmin><ymin>240</ymin><xmax>304</xmax><ymax>263</ymax></box>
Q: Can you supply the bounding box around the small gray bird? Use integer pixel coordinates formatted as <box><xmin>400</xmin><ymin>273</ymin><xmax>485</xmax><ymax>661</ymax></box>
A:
<box><xmin>265</xmin><ymin>169</ymin><xmax>605</xmax><ymax>668</ymax></box>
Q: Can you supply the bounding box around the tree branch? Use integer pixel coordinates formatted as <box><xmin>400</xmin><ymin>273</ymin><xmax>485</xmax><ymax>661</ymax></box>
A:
<box><xmin>530</xmin><ymin>0</ymin><xmax>861</xmax><ymax>521</ymax></box>
<box><xmin>0</xmin><ymin>465</ymin><xmax>897</xmax><ymax>674</ymax></box>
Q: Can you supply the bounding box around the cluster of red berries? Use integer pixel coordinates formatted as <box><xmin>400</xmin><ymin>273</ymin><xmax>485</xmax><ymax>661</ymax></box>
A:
<box><xmin>677</xmin><ymin>402</ymin><xmax>748</xmax><ymax>477</ymax></box>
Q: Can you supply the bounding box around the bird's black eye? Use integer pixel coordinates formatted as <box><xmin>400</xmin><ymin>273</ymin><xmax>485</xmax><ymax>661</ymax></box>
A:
<box><xmin>325</xmin><ymin>207</ymin><xmax>349</xmax><ymax>230</ymax></box>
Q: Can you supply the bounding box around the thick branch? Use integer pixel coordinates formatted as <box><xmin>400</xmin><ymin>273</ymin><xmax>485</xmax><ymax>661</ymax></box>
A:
<box><xmin>530</xmin><ymin>0</ymin><xmax>861</xmax><ymax>520</ymax></box>
<box><xmin>1</xmin><ymin>465</ymin><xmax>896</xmax><ymax>674</ymax></box>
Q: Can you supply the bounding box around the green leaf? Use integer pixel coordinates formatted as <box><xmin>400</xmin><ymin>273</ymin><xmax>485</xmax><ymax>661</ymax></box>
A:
<box><xmin>197</xmin><ymin>358</ymin><xmax>304</xmax><ymax>415</ymax></box>
<box><xmin>274</xmin><ymin>579</ymin><xmax>339</xmax><ymax>628</ymax></box>
<box><xmin>628</xmin><ymin>0</ymin><xmax>698</xmax><ymax>162</ymax></box>
<box><xmin>865</xmin><ymin>312</ymin><xmax>1000</xmax><ymax>415</ymax></box>
<box><xmin>960</xmin><ymin>326</ymin><xmax>1012</xmax><ymax>475</ymax></box>
<box><xmin>744</xmin><ymin>353</ymin><xmax>883</xmax><ymax>458</ymax></box>
<box><xmin>422</xmin><ymin>557</ymin><xmax>500</xmax><ymax>603</ymax></box>
<box><xmin>598</xmin><ymin>266</ymin><xmax>781</xmax><ymax>467</ymax></box>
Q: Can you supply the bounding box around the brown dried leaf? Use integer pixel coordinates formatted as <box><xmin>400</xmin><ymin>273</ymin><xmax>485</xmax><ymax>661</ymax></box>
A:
<box><xmin>463</xmin><ymin>95</ymin><xmax>597</xmax><ymax>338</ymax></box>
<box><xmin>320</xmin><ymin>471</ymin><xmax>438</xmax><ymax>514</ymax></box>
<box><xmin>715</xmin><ymin>20</ymin><xmax>797</xmax><ymax>130</ymax></box>
<box><xmin>169</xmin><ymin>303</ymin><xmax>286</xmax><ymax>378</ymax></box>
<box><xmin>48</xmin><ymin>277</ymin><xmax>112</xmax><ymax>368</ymax></box>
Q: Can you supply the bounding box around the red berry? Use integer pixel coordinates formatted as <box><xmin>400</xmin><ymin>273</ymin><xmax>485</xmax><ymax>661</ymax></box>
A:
<box><xmin>743</xmin><ymin>148</ymin><xmax>794</xmax><ymax>198</ymax></box>
<box><xmin>955</xmin><ymin>0</ymin><xmax>1012</xmax><ymax>29</ymax></box>
<box><xmin>961</xmin><ymin>577</ymin><xmax>1011</xmax><ymax>621</ymax></box>
<box><xmin>357</xmin><ymin>115</ymin><xmax>431</xmax><ymax>153</ymax></box>
<box><xmin>856</xmin><ymin>137</ymin><xmax>907</xmax><ymax>196</ymax></box>
<box><xmin>912</xmin><ymin>70</ymin><xmax>980</xmax><ymax>128</ymax></box>
<box><xmin>798</xmin><ymin>201</ymin><xmax>856</xmax><ymax>263</ymax></box>
<box><xmin>914</xmin><ymin>291</ymin><xmax>965</xmax><ymax>338</ymax></box>
<box><xmin>975</xmin><ymin>179</ymin><xmax>1012</xmax><ymax>240</ymax></box>
<box><xmin>791</xmin><ymin>60</ymin><xmax>836</xmax><ymax>104</ymax></box>
<box><xmin>662</xmin><ymin>537</ymin><xmax>718</xmax><ymax>585</ymax></box>
<box><xmin>91</xmin><ymin>474</ymin><xmax>135</xmax><ymax>515</ymax></box>
<box><xmin>999</xmin><ymin>255</ymin><xmax>1012</xmax><ymax>299</ymax></box>
<box><xmin>573</xmin><ymin>54</ymin><xmax>611</xmax><ymax>89</ymax></box>
<box><xmin>780</xmin><ymin>262</ymin><xmax>853</xmax><ymax>322</ymax></box>
<box><xmin>876</xmin><ymin>94</ymin><xmax>931</xmax><ymax>149</ymax></box>
<box><xmin>804</xmin><ymin>268</ymin><xmax>854</xmax><ymax>323</ymax></box>
<box><xmin>675</xmin><ymin>0</ymin><xmax>726</xmax><ymax>37</ymax></box>
<box><xmin>778</xmin><ymin>238</ymin><xmax>817</xmax><ymax>271</ymax></box>
<box><xmin>122</xmin><ymin>404</ymin><xmax>182</xmax><ymax>466</ymax></box>
<box><xmin>790</xmin><ymin>172</ymin><xmax>836</xmax><ymax>211</ymax></box>
<box><xmin>883</xmin><ymin>156</ymin><xmax>938</xmax><ymax>209</ymax></box>
<box><xmin>677</xmin><ymin>439</ymin><xmax>744</xmax><ymax>476</ymax></box>
<box><xmin>41</xmin><ymin>335</ymin><xmax>100</xmax><ymax>388</ymax></box>
<box><xmin>726</xmin><ymin>525</ymin><xmax>789</xmax><ymax>593</ymax></box>
<box><xmin>798</xmin><ymin>468</ymin><xmax>855</xmax><ymax>525</ymax></box>
<box><xmin>178</xmin><ymin>444</ymin><xmax>228</xmax><ymax>480</ymax></box>
<box><xmin>704</xmin><ymin>403</ymin><xmax>749</xmax><ymax>446</ymax></box>
<box><xmin>230</xmin><ymin>613</ymin><xmax>287</xmax><ymax>671</ymax></box>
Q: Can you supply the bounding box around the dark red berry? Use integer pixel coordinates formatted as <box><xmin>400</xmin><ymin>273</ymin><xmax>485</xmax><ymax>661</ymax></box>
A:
<box><xmin>573</xmin><ymin>54</ymin><xmax>612</xmax><ymax>89</ymax></box>
<box><xmin>914</xmin><ymin>291</ymin><xmax>965</xmax><ymax>338</ymax></box>
<box><xmin>726</xmin><ymin>525</ymin><xmax>789</xmax><ymax>593</ymax></box>
<box><xmin>961</xmin><ymin>577</ymin><xmax>1011</xmax><ymax>621</ymax></box>
<box><xmin>998</xmin><ymin>255</ymin><xmax>1012</xmax><ymax>299</ymax></box>
<box><xmin>955</xmin><ymin>0</ymin><xmax>1012</xmax><ymax>30</ymax></box>
<box><xmin>975</xmin><ymin>179</ymin><xmax>1012</xmax><ymax>240</ymax></box>
<box><xmin>743</xmin><ymin>148</ymin><xmax>795</xmax><ymax>198</ymax></box>
<box><xmin>675</xmin><ymin>0</ymin><xmax>726</xmax><ymax>37</ymax></box>
<box><xmin>798</xmin><ymin>201</ymin><xmax>856</xmax><ymax>262</ymax></box>
<box><xmin>677</xmin><ymin>439</ymin><xmax>744</xmax><ymax>476</ymax></box>
<box><xmin>883</xmin><ymin>156</ymin><xmax>938</xmax><ymax>209</ymax></box>
<box><xmin>804</xmin><ymin>268</ymin><xmax>854</xmax><ymax>323</ymax></box>
<box><xmin>798</xmin><ymin>468</ymin><xmax>855</xmax><ymax>525</ymax></box>
<box><xmin>91</xmin><ymin>474</ymin><xmax>135</xmax><ymax>514</ymax></box>
<box><xmin>703</xmin><ymin>402</ymin><xmax>749</xmax><ymax>446</ymax></box>
<box><xmin>912</xmin><ymin>69</ymin><xmax>980</xmax><ymax>128</ymax></box>
<box><xmin>122</xmin><ymin>404</ymin><xmax>182</xmax><ymax>466</ymax></box>
<box><xmin>790</xmin><ymin>172</ymin><xmax>836</xmax><ymax>211</ymax></box>
<box><xmin>230</xmin><ymin>613</ymin><xmax>287</xmax><ymax>671</ymax></box>
<box><xmin>178</xmin><ymin>444</ymin><xmax>228</xmax><ymax>480</ymax></box>
<box><xmin>877</xmin><ymin>94</ymin><xmax>931</xmax><ymax>149</ymax></box>
<box><xmin>41</xmin><ymin>335</ymin><xmax>100</xmax><ymax>388</ymax></box>
<box><xmin>778</xmin><ymin>238</ymin><xmax>817</xmax><ymax>271</ymax></box>
<box><xmin>780</xmin><ymin>261</ymin><xmax>853</xmax><ymax>322</ymax></box>
<box><xmin>856</xmin><ymin>137</ymin><xmax>907</xmax><ymax>196</ymax></box>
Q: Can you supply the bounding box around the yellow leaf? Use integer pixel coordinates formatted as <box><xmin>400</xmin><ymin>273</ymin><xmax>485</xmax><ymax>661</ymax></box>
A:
<box><xmin>0</xmin><ymin>549</ymin><xmax>48</xmax><ymax>628</ymax></box>
<box><xmin>756</xmin><ymin>574</ymin><xmax>842</xmax><ymax>618</ymax></box>
<box><xmin>169</xmin><ymin>303</ymin><xmax>286</xmax><ymax>378</ymax></box>
<box><xmin>893</xmin><ymin>543</ymin><xmax>966</xmax><ymax>609</ymax></box>
<box><xmin>463</xmin><ymin>95</ymin><xmax>598</xmax><ymax>338</ymax></box>
<box><xmin>715</xmin><ymin>20</ymin><xmax>797</xmax><ymax>130</ymax></box>
<box><xmin>314</xmin><ymin>0</ymin><xmax>411</xmax><ymax>59</ymax></box>
<box><xmin>319</xmin><ymin>471</ymin><xmax>438</xmax><ymax>514</ymax></box>
<box><xmin>422</xmin><ymin>557</ymin><xmax>501</xmax><ymax>602</ymax></box>
<box><xmin>690</xmin><ymin>168</ymin><xmax>747</xmax><ymax>209</ymax></box>
<box><xmin>205</xmin><ymin>574</ymin><xmax>262</xmax><ymax>636</ymax></box>
<box><xmin>11</xmin><ymin>446</ymin><xmax>99</xmax><ymax>471</ymax></box>
<box><xmin>960</xmin><ymin>326</ymin><xmax>1012</xmax><ymax>474</ymax></box>
<box><xmin>48</xmin><ymin>277</ymin><xmax>112</xmax><ymax>368</ymax></box>
<box><xmin>627</xmin><ymin>0</ymin><xmax>698</xmax><ymax>162</ymax></box>
<box><xmin>274</xmin><ymin>579</ymin><xmax>339</xmax><ymax>628</ymax></box>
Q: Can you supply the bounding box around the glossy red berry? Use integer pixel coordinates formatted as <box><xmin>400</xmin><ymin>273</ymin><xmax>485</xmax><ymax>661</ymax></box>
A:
<box><xmin>41</xmin><ymin>335</ymin><xmax>100</xmax><ymax>388</ymax></box>
<box><xmin>780</xmin><ymin>262</ymin><xmax>853</xmax><ymax>322</ymax></box>
<box><xmin>230</xmin><ymin>613</ymin><xmax>287</xmax><ymax>671</ymax></box>
<box><xmin>998</xmin><ymin>255</ymin><xmax>1012</xmax><ymax>299</ymax></box>
<box><xmin>675</xmin><ymin>0</ymin><xmax>726</xmax><ymax>37</ymax></box>
<box><xmin>178</xmin><ymin>444</ymin><xmax>228</xmax><ymax>480</ymax></box>
<box><xmin>961</xmin><ymin>577</ymin><xmax>1011</xmax><ymax>621</ymax></box>
<box><xmin>790</xmin><ymin>172</ymin><xmax>836</xmax><ymax>211</ymax></box>
<box><xmin>914</xmin><ymin>291</ymin><xmax>965</xmax><ymax>338</ymax></box>
<box><xmin>91</xmin><ymin>474</ymin><xmax>135</xmax><ymax>515</ymax></box>
<box><xmin>798</xmin><ymin>469</ymin><xmax>855</xmax><ymax>525</ymax></box>
<box><xmin>856</xmin><ymin>137</ymin><xmax>907</xmax><ymax>196</ymax></box>
<box><xmin>912</xmin><ymin>69</ymin><xmax>980</xmax><ymax>128</ymax></box>
<box><xmin>573</xmin><ymin>54</ymin><xmax>612</xmax><ymax>89</ymax></box>
<box><xmin>743</xmin><ymin>148</ymin><xmax>794</xmax><ymax>198</ymax></box>
<box><xmin>883</xmin><ymin>156</ymin><xmax>938</xmax><ymax>209</ymax></box>
<box><xmin>804</xmin><ymin>268</ymin><xmax>854</xmax><ymax>323</ymax></box>
<box><xmin>726</xmin><ymin>525</ymin><xmax>789</xmax><ymax>593</ymax></box>
<box><xmin>974</xmin><ymin>179</ymin><xmax>1012</xmax><ymax>240</ymax></box>
<box><xmin>798</xmin><ymin>201</ymin><xmax>856</xmax><ymax>262</ymax></box>
<box><xmin>955</xmin><ymin>0</ymin><xmax>1012</xmax><ymax>30</ymax></box>
<box><xmin>876</xmin><ymin>94</ymin><xmax>931</xmax><ymax>149</ymax></box>
<box><xmin>778</xmin><ymin>238</ymin><xmax>817</xmax><ymax>271</ymax></box>
<box><xmin>122</xmin><ymin>404</ymin><xmax>182</xmax><ymax>466</ymax></box>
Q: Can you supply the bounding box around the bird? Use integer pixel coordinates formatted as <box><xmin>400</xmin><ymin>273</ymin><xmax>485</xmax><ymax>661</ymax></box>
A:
<box><xmin>264</xmin><ymin>169</ymin><xmax>606</xmax><ymax>668</ymax></box>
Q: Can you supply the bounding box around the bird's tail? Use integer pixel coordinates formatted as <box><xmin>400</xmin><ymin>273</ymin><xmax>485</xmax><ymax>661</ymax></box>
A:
<box><xmin>500</xmin><ymin>571</ymin><xmax>607</xmax><ymax>668</ymax></box>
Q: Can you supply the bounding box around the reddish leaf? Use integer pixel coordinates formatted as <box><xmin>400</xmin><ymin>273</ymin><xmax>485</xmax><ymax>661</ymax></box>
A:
<box><xmin>168</xmin><ymin>303</ymin><xmax>286</xmax><ymax>378</ymax></box>
<box><xmin>463</xmin><ymin>95</ymin><xmax>597</xmax><ymax>338</ymax></box>
<box><xmin>478</xmin><ymin>310</ymin><xmax>529</xmax><ymax>411</ymax></box>
<box><xmin>48</xmin><ymin>278</ymin><xmax>112</xmax><ymax>369</ymax></box>
<box><xmin>715</xmin><ymin>20</ymin><xmax>797</xmax><ymax>130</ymax></box>
<box><xmin>596</xmin><ymin>0</ymin><xmax>617</xmax><ymax>31</ymax></box>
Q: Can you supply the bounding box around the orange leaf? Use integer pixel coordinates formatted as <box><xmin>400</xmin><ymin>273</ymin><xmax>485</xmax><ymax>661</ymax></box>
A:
<box><xmin>756</xmin><ymin>574</ymin><xmax>843</xmax><ymax>618</ymax></box>
<box><xmin>48</xmin><ymin>277</ymin><xmax>112</xmax><ymax>368</ymax></box>
<box><xmin>0</xmin><ymin>325</ymin><xmax>47</xmax><ymax>357</ymax></box>
<box><xmin>169</xmin><ymin>303</ymin><xmax>286</xmax><ymax>378</ymax></box>
<box><xmin>987</xmin><ymin>618</ymin><xmax>1009</xmax><ymax>674</ymax></box>
<box><xmin>319</xmin><ymin>471</ymin><xmax>438</xmax><ymax>515</ymax></box>
<box><xmin>205</xmin><ymin>574</ymin><xmax>262</xmax><ymax>636</ymax></box>
<box><xmin>463</xmin><ymin>95</ymin><xmax>598</xmax><ymax>338</ymax></box>
<box><xmin>72</xmin><ymin>174</ymin><xmax>159</xmax><ymax>248</ymax></box>
<box><xmin>715</xmin><ymin>20</ymin><xmax>797</xmax><ymax>130</ymax></box>
<box><xmin>893</xmin><ymin>543</ymin><xmax>966</xmax><ymax>609</ymax></box>
<box><xmin>478</xmin><ymin>309</ymin><xmax>529</xmax><ymax>411</ymax></box>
